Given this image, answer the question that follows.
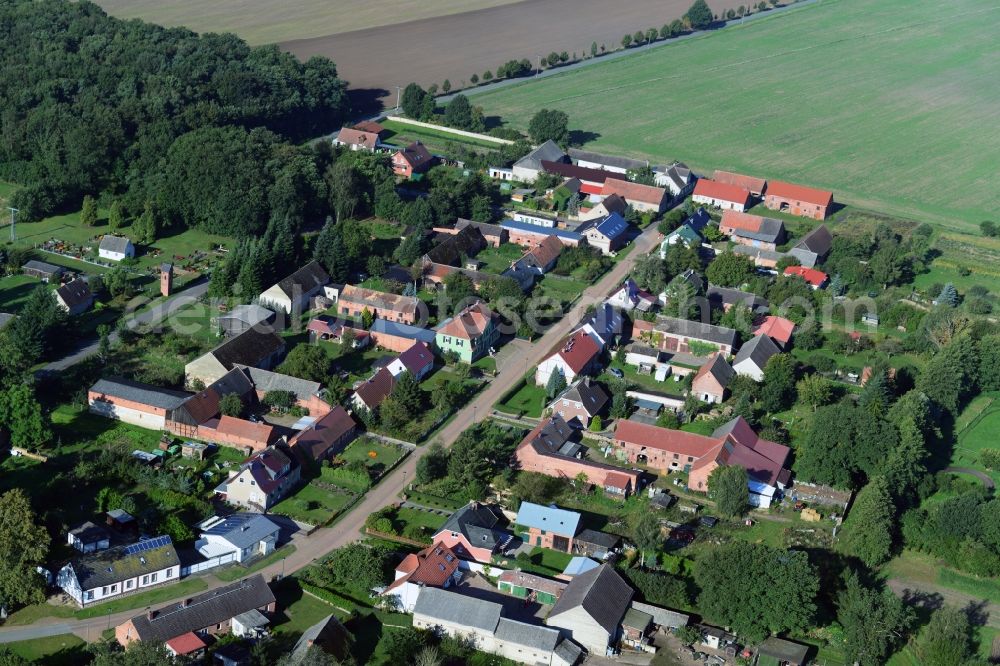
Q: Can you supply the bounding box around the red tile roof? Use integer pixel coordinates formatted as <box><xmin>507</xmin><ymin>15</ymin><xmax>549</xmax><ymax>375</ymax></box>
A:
<box><xmin>437</xmin><ymin>302</ymin><xmax>493</xmax><ymax>340</ymax></box>
<box><xmin>720</xmin><ymin>210</ymin><xmax>765</xmax><ymax>233</ymax></box>
<box><xmin>752</xmin><ymin>316</ymin><xmax>795</xmax><ymax>346</ymax></box>
<box><xmin>604</xmin><ymin>471</ymin><xmax>634</xmax><ymax>490</ymax></box>
<box><xmin>290</xmin><ymin>406</ymin><xmax>357</xmax><ymax>461</ymax></box>
<box><xmin>580</xmin><ymin>182</ymin><xmax>604</xmax><ymax>196</ymax></box>
<box><xmin>215</xmin><ymin>415</ymin><xmax>275</xmax><ymax>444</ymax></box>
<box><xmin>614</xmin><ymin>420</ymin><xmax>718</xmax><ymax>457</ymax></box>
<box><xmin>166</xmin><ymin>632</ymin><xmax>206</xmax><ymax>656</ymax></box>
<box><xmin>352</xmin><ymin>120</ymin><xmax>384</xmax><ymax>134</ymax></box>
<box><xmin>526</xmin><ymin>235</ymin><xmax>563</xmax><ymax>269</ymax></box>
<box><xmin>397</xmin><ymin>340</ymin><xmax>435</xmax><ymax>374</ymax></box>
<box><xmin>601</xmin><ymin>179</ymin><xmax>667</xmax><ymax>206</ymax></box>
<box><xmin>766</xmin><ymin>180</ymin><xmax>833</xmax><ymax>207</ymax></box>
<box><xmin>354</xmin><ymin>367</ymin><xmax>396</xmax><ymax>408</ymax></box>
<box><xmin>335</xmin><ymin>127</ymin><xmax>379</xmax><ymax>150</ymax></box>
<box><xmin>386</xmin><ymin>543</ymin><xmax>460</xmax><ymax>592</ymax></box>
<box><xmin>553</xmin><ymin>330</ymin><xmax>601</xmax><ymax>374</ymax></box>
<box><xmin>713</xmin><ymin>170</ymin><xmax>767</xmax><ymax>194</ymax></box>
<box><xmin>783</xmin><ymin>266</ymin><xmax>828</xmax><ymax>287</ymax></box>
<box><xmin>693</xmin><ymin>179</ymin><xmax>751</xmax><ymax>206</ymax></box>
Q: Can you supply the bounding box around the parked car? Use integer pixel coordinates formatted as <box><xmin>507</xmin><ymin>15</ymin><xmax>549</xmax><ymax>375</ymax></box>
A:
<box><xmin>609</xmin><ymin>368</ymin><xmax>624</xmax><ymax>379</ymax></box>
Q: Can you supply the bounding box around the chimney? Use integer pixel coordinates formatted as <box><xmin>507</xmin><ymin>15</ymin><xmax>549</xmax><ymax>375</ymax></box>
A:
<box><xmin>147</xmin><ymin>609</ymin><xmax>157</xmax><ymax>620</ymax></box>
<box><xmin>182</xmin><ymin>598</ymin><xmax>192</xmax><ymax>608</ymax></box>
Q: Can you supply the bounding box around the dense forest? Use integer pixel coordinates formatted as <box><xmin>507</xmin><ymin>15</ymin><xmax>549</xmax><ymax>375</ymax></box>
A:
<box><xmin>0</xmin><ymin>0</ymin><xmax>350</xmax><ymax>226</ymax></box>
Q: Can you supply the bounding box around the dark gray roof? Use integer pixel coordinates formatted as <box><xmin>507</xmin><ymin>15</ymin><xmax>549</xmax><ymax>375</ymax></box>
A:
<box><xmin>677</xmin><ymin>269</ymin><xmax>705</xmax><ymax>294</ymax></box>
<box><xmin>495</xmin><ymin>618</ymin><xmax>560</xmax><ymax>651</ymax></box>
<box><xmin>220</xmin><ymin>304</ymin><xmax>274</xmax><ymax>327</ymax></box>
<box><xmin>287</xmin><ymin>615</ymin><xmax>351</xmax><ymax>665</ymax></box>
<box><xmin>99</xmin><ymin>235</ymin><xmax>133</xmax><ymax>254</ymax></box>
<box><xmin>202</xmin><ymin>513</ymin><xmax>280</xmax><ymax>550</ymax></box>
<box><xmin>733</xmin><ymin>333</ymin><xmax>780</xmax><ymax>370</ymax></box>
<box><xmin>70</xmin><ymin>537</ymin><xmax>179</xmax><ymax>590</ymax></box>
<box><xmin>413</xmin><ymin>587</ymin><xmax>501</xmax><ymax>632</ymax></box>
<box><xmin>514</xmin><ymin>140</ymin><xmax>567</xmax><ymax>172</ymax></box>
<box><xmin>731</xmin><ymin>245</ymin><xmax>785</xmax><ymax>263</ymax></box>
<box><xmin>438</xmin><ymin>502</ymin><xmax>506</xmax><ymax>551</ymax></box>
<box><xmin>527</xmin><ymin>414</ymin><xmax>577</xmax><ymax>456</ymax></box>
<box><xmin>655</xmin><ymin>316</ymin><xmax>738</xmax><ymax>348</ymax></box>
<box><xmin>0</xmin><ymin>312</ymin><xmax>13</xmax><ymax>328</ymax></box>
<box><xmin>238</xmin><ymin>366</ymin><xmax>320</xmax><ymax>401</ymax></box>
<box><xmin>631</xmin><ymin>600</ymin><xmax>689</xmax><ymax>629</ymax></box>
<box><xmin>554</xmin><ymin>638</ymin><xmax>584</xmax><ymax>664</ymax></box>
<box><xmin>22</xmin><ymin>259</ymin><xmax>63</xmax><ymax>275</ymax></box>
<box><xmin>90</xmin><ymin>377</ymin><xmax>191</xmax><ymax>410</ymax></box>
<box><xmin>209</xmin><ymin>328</ymin><xmax>285</xmax><ymax>371</ymax></box>
<box><xmin>455</xmin><ymin>218</ymin><xmax>504</xmax><ymax>238</ymax></box>
<box><xmin>757</xmin><ymin>637</ymin><xmax>810</xmax><ymax>664</ymax></box>
<box><xmin>549</xmin><ymin>564</ymin><xmax>633</xmax><ymax>635</ymax></box>
<box><xmin>56</xmin><ymin>279</ymin><xmax>92</xmax><ymax>310</ymax></box>
<box><xmin>580</xmin><ymin>303</ymin><xmax>625</xmax><ymax>343</ymax></box>
<box><xmin>700</xmin><ymin>354</ymin><xmax>736</xmax><ymax>386</ymax></box>
<box><xmin>575</xmin><ymin>529</ymin><xmax>620</xmax><ymax>549</ymax></box>
<box><xmin>69</xmin><ymin>521</ymin><xmax>110</xmax><ymax>544</ymax></box>
<box><xmin>555</xmin><ymin>378</ymin><xmax>609</xmax><ymax>415</ymax></box>
<box><xmin>128</xmin><ymin>574</ymin><xmax>275</xmax><ymax>642</ymax></box>
<box><xmin>273</xmin><ymin>261</ymin><xmax>329</xmax><ymax>300</ymax></box>
<box><xmin>706</xmin><ymin>285</ymin><xmax>768</xmax><ymax>310</ymax></box>
<box><xmin>732</xmin><ymin>216</ymin><xmax>785</xmax><ymax>243</ymax></box>
<box><xmin>568</xmin><ymin>148</ymin><xmax>646</xmax><ymax>171</ymax></box>
<box><xmin>793</xmin><ymin>224</ymin><xmax>832</xmax><ymax>257</ymax></box>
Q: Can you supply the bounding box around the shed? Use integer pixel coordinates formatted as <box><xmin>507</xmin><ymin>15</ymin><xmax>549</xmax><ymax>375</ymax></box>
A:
<box><xmin>755</xmin><ymin>636</ymin><xmax>810</xmax><ymax>666</ymax></box>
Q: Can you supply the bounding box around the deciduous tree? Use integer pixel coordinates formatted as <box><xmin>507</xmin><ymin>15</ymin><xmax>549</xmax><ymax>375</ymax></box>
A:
<box><xmin>837</xmin><ymin>571</ymin><xmax>912</xmax><ymax>666</ymax></box>
<box><xmin>528</xmin><ymin>109</ymin><xmax>569</xmax><ymax>145</ymax></box>
<box><xmin>842</xmin><ymin>476</ymin><xmax>895</xmax><ymax>567</ymax></box>
<box><xmin>708</xmin><ymin>465</ymin><xmax>748</xmax><ymax>517</ymax></box>
<box><xmin>0</xmin><ymin>489</ymin><xmax>48</xmax><ymax>609</ymax></box>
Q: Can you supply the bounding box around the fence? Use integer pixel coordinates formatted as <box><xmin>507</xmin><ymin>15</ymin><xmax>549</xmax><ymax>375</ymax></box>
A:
<box><xmin>181</xmin><ymin>551</ymin><xmax>236</xmax><ymax>577</ymax></box>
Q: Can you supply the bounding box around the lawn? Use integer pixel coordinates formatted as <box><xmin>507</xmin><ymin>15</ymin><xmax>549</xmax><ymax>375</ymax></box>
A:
<box><xmin>380</xmin><ymin>118</ymin><xmax>507</xmax><ymax>152</ymax></box>
<box><xmin>534</xmin><ymin>274</ymin><xmax>586</xmax><ymax>307</ymax></box>
<box><xmin>341</xmin><ymin>437</ymin><xmax>405</xmax><ymax>469</ymax></box>
<box><xmin>495</xmin><ymin>378</ymin><xmax>547</xmax><ymax>417</ymax></box>
<box><xmin>272</xmin><ymin>482</ymin><xmax>356</xmax><ymax>525</ymax></box>
<box><xmin>0</xmin><ymin>274</ymin><xmax>47</xmax><ymax>312</ymax></box>
<box><xmin>5</xmin><ymin>634</ymin><xmax>88</xmax><ymax>666</ymax></box>
<box><xmin>394</xmin><ymin>506</ymin><xmax>448</xmax><ymax>538</ymax></box>
<box><xmin>215</xmin><ymin>544</ymin><xmax>298</xmax><ymax>582</ymax></box>
<box><xmin>475</xmin><ymin>243</ymin><xmax>525</xmax><ymax>274</ymax></box>
<box><xmin>950</xmin><ymin>391</ymin><xmax>1000</xmax><ymax>484</ymax></box>
<box><xmin>470</xmin><ymin>0</ymin><xmax>1000</xmax><ymax>230</ymax></box>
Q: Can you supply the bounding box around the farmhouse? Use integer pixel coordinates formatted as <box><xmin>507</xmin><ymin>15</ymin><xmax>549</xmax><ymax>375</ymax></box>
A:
<box><xmin>691</xmin><ymin>353</ymin><xmax>735</xmax><ymax>404</ymax></box>
<box><xmin>240</xmin><ymin>366</ymin><xmax>330</xmax><ymax>416</ymax></box>
<box><xmin>514</xmin><ymin>415</ymin><xmax>641</xmax><ymax>498</ymax></box>
<box><xmin>731</xmin><ymin>244</ymin><xmax>786</xmax><ymax>268</ymax></box>
<box><xmin>731</xmin><ymin>333</ymin><xmax>781</xmax><ymax>381</ymax></box>
<box><xmin>614</xmin><ymin>417</ymin><xmax>791</xmax><ymax>505</ymax></box>
<box><xmin>55</xmin><ymin>279</ymin><xmax>93</xmax><ymax>315</ymax></box>
<box><xmin>497</xmin><ymin>570</ymin><xmax>567</xmax><ymax>605</ymax></box>
<box><xmin>351</xmin><ymin>367</ymin><xmax>396</xmax><ymax>413</ymax></box>
<box><xmin>764</xmin><ymin>180</ymin><xmax>834</xmax><ymax>220</ymax></box>
<box><xmin>22</xmin><ymin>259</ymin><xmax>63</xmax><ymax>282</ymax></box>
<box><xmin>99</xmin><ymin>235</ymin><xmax>135</xmax><ymax>261</ymax></box>
<box><xmin>567</xmin><ymin>148</ymin><xmax>646</xmax><ymax>174</ymax></box>
<box><xmin>435</xmin><ymin>301</ymin><xmax>499</xmax><ymax>363</ymax></box>
<box><xmin>706</xmin><ymin>285</ymin><xmax>768</xmax><ymax>313</ymax></box>
<box><xmin>535</xmin><ymin>329</ymin><xmax>601</xmax><ymax>386</ymax></box>
<box><xmin>518</xmin><ymin>502</ymin><xmax>581</xmax><ymax>552</ymax></box>
<box><xmin>655</xmin><ymin>162</ymin><xmax>694</xmax><ymax>196</ymax></box>
<box><xmin>196</xmin><ymin>415</ymin><xmax>278</xmax><ymax>453</ymax></box>
<box><xmin>454</xmin><ymin>218</ymin><xmax>508</xmax><ymax>247</ymax></box>
<box><xmin>545</xmin><ymin>564</ymin><xmax>634</xmax><ymax>654</ymax></box>
<box><xmin>88</xmin><ymin>377</ymin><xmax>190</xmax><ymax>430</ymax></box>
<box><xmin>57</xmin><ymin>536</ymin><xmax>180</xmax><ymax>607</ymax></box>
<box><xmin>712</xmin><ymin>170</ymin><xmax>766</xmax><ymax>197</ymax></box>
<box><xmin>789</xmin><ymin>224</ymin><xmax>833</xmax><ymax>267</ymax></box>
<box><xmin>641</xmin><ymin>316</ymin><xmax>739</xmax><ymax>355</ymax></box>
<box><xmin>719</xmin><ymin>210</ymin><xmax>786</xmax><ymax>250</ymax></box>
<box><xmin>219</xmin><ymin>304</ymin><xmax>275</xmax><ymax>337</ymax></box>
<box><xmin>115</xmin><ymin>575</ymin><xmax>276</xmax><ymax>651</ymax></box>
<box><xmin>288</xmin><ymin>406</ymin><xmax>358</xmax><ymax>462</ymax></box>
<box><xmin>433</xmin><ymin>502</ymin><xmax>511</xmax><ymax>563</ymax></box>
<box><xmin>392</xmin><ymin>141</ymin><xmax>434</xmax><ymax>178</ymax></box>
<box><xmin>577</xmin><ymin>193</ymin><xmax>627</xmax><ymax>222</ymax></box>
<box><xmin>692</xmin><ymin>178</ymin><xmax>752</xmax><ymax>212</ymax></box>
<box><xmin>581</xmin><ymin>212</ymin><xmax>629</xmax><ymax>255</ymax></box>
<box><xmin>195</xmin><ymin>513</ymin><xmax>280</xmax><ymax>564</ymax></box>
<box><xmin>424</xmin><ymin>225</ymin><xmax>487</xmax><ymax>267</ymax></box>
<box><xmin>423</xmin><ymin>261</ymin><xmax>495</xmax><ymax>290</ymax></box>
<box><xmin>258</xmin><ymin>261</ymin><xmax>329</xmax><ymax>314</ymax></box>
<box><xmin>215</xmin><ymin>445</ymin><xmax>301</xmax><ymax>511</ymax></box>
<box><xmin>332</xmin><ymin>126</ymin><xmax>382</xmax><ymax>151</ymax></box>
<box><xmin>513</xmin><ymin>234</ymin><xmax>563</xmax><ymax>275</ymax></box>
<box><xmin>166</xmin><ymin>368</ymin><xmax>259</xmax><ymax>442</ymax></box>
<box><xmin>549</xmin><ymin>377</ymin><xmax>609</xmax><ymax>427</ymax></box>
<box><xmin>368</xmin><ymin>318</ymin><xmax>437</xmax><ymax>353</ymax></box>
<box><xmin>512</xmin><ymin>140</ymin><xmax>567</xmax><ymax>182</ymax></box>
<box><xmin>307</xmin><ymin>316</ymin><xmax>369</xmax><ymax>348</ymax></box>
<box><xmin>599</xmin><ymin>179</ymin><xmax>668</xmax><ymax>213</ymax></box>
<box><xmin>501</xmin><ymin>219</ymin><xmax>582</xmax><ymax>247</ymax></box>
<box><xmin>412</xmin><ymin>588</ymin><xmax>581</xmax><ymax>666</ymax></box>
<box><xmin>784</xmin><ymin>265</ymin><xmax>829</xmax><ymax>289</ymax></box>
<box><xmin>381</xmin><ymin>543</ymin><xmax>461</xmax><ymax>612</ymax></box>
<box><xmin>338</xmin><ymin>285</ymin><xmax>420</xmax><ymax>324</ymax></box>
<box><xmin>185</xmin><ymin>328</ymin><xmax>286</xmax><ymax>388</ymax></box>
<box><xmin>578</xmin><ymin>303</ymin><xmax>625</xmax><ymax>350</ymax></box>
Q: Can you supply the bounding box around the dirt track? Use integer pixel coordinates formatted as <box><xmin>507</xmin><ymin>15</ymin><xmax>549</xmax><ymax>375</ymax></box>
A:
<box><xmin>281</xmin><ymin>0</ymin><xmax>746</xmax><ymax>109</ymax></box>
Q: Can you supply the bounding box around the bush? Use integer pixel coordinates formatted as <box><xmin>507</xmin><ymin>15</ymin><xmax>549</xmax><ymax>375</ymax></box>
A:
<box><xmin>980</xmin><ymin>449</ymin><xmax>1000</xmax><ymax>470</ymax></box>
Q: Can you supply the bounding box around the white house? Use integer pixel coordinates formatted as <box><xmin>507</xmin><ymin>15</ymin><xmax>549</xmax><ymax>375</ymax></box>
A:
<box><xmin>731</xmin><ymin>334</ymin><xmax>781</xmax><ymax>381</ymax></box>
<box><xmin>606</xmin><ymin>279</ymin><xmax>657</xmax><ymax>313</ymax></box>
<box><xmin>535</xmin><ymin>330</ymin><xmax>601</xmax><ymax>387</ymax></box>
<box><xmin>581</xmin><ymin>213</ymin><xmax>629</xmax><ymax>256</ymax></box>
<box><xmin>511</xmin><ymin>140</ymin><xmax>566</xmax><ymax>182</ymax></box>
<box><xmin>691</xmin><ymin>179</ymin><xmax>751</xmax><ymax>212</ymax></box>
<box><xmin>55</xmin><ymin>279</ymin><xmax>94</xmax><ymax>316</ymax></box>
<box><xmin>57</xmin><ymin>536</ymin><xmax>180</xmax><ymax>607</ymax></box>
<box><xmin>99</xmin><ymin>235</ymin><xmax>135</xmax><ymax>262</ymax></box>
<box><xmin>258</xmin><ymin>261</ymin><xmax>329</xmax><ymax>314</ymax></box>
<box><xmin>195</xmin><ymin>513</ymin><xmax>280</xmax><ymax>564</ymax></box>
<box><xmin>386</xmin><ymin>341</ymin><xmax>435</xmax><ymax>381</ymax></box>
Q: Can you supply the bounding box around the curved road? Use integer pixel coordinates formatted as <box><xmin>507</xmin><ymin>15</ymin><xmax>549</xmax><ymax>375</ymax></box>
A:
<box><xmin>1</xmin><ymin>222</ymin><xmax>664</xmax><ymax>644</ymax></box>
<box><xmin>943</xmin><ymin>466</ymin><xmax>996</xmax><ymax>490</ymax></box>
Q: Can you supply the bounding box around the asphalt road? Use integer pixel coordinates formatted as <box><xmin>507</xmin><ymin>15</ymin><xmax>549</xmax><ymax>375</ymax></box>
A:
<box><xmin>1</xmin><ymin>223</ymin><xmax>662</xmax><ymax>643</ymax></box>
<box><xmin>41</xmin><ymin>280</ymin><xmax>210</xmax><ymax>373</ymax></box>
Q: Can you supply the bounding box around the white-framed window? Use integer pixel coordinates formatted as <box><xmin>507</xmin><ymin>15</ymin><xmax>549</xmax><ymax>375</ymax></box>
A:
<box><xmin>151</xmin><ymin>573</ymin><xmax>158</xmax><ymax>583</ymax></box>
<box><xmin>142</xmin><ymin>575</ymin><xmax>149</xmax><ymax>585</ymax></box>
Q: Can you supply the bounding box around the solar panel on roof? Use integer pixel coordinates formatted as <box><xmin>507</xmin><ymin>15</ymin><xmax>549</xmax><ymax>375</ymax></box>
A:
<box><xmin>123</xmin><ymin>534</ymin><xmax>172</xmax><ymax>555</ymax></box>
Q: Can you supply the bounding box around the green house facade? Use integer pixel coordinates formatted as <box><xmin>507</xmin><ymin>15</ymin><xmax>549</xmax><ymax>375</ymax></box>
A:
<box><xmin>434</xmin><ymin>302</ymin><xmax>499</xmax><ymax>364</ymax></box>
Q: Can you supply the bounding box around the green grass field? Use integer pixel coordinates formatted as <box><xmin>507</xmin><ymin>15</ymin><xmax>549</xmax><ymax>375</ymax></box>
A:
<box><xmin>471</xmin><ymin>0</ymin><xmax>1000</xmax><ymax>230</ymax></box>
<box><xmin>495</xmin><ymin>379</ymin><xmax>547</xmax><ymax>417</ymax></box>
<box><xmin>5</xmin><ymin>634</ymin><xmax>87</xmax><ymax>666</ymax></box>
<box><xmin>380</xmin><ymin>119</ymin><xmax>506</xmax><ymax>152</ymax></box>
<box><xmin>272</xmin><ymin>482</ymin><xmax>356</xmax><ymax>524</ymax></box>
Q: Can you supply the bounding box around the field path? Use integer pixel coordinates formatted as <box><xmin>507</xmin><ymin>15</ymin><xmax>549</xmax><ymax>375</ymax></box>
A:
<box><xmin>887</xmin><ymin>578</ymin><xmax>1000</xmax><ymax>629</ymax></box>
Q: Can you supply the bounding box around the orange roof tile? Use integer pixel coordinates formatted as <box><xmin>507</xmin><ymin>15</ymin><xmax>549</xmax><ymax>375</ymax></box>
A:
<box><xmin>713</xmin><ymin>170</ymin><xmax>767</xmax><ymax>193</ymax></box>
<box><xmin>437</xmin><ymin>302</ymin><xmax>493</xmax><ymax>340</ymax></box>
<box><xmin>601</xmin><ymin>179</ymin><xmax>667</xmax><ymax>206</ymax></box>
<box><xmin>614</xmin><ymin>420</ymin><xmax>718</xmax><ymax>457</ymax></box>
<box><xmin>693</xmin><ymin>179</ymin><xmax>751</xmax><ymax>206</ymax></box>
<box><xmin>767</xmin><ymin>180</ymin><xmax>833</xmax><ymax>207</ymax></box>
<box><xmin>720</xmin><ymin>210</ymin><xmax>765</xmax><ymax>233</ymax></box>
<box><xmin>752</xmin><ymin>316</ymin><xmax>795</xmax><ymax>345</ymax></box>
